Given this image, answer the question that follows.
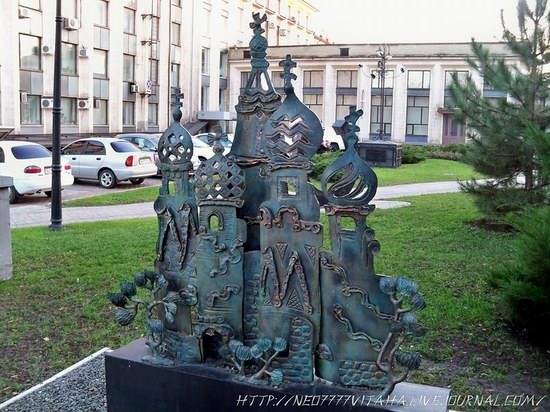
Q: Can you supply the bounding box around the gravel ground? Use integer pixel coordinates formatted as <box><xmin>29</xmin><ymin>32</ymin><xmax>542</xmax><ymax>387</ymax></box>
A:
<box><xmin>1</xmin><ymin>354</ymin><xmax>106</xmax><ymax>412</ymax></box>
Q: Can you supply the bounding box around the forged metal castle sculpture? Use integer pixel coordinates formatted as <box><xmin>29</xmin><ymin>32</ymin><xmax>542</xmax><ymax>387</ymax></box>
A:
<box><xmin>108</xmin><ymin>13</ymin><xmax>426</xmax><ymax>401</ymax></box>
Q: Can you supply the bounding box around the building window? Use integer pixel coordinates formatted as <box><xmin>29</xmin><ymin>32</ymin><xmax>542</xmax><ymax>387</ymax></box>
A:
<box><xmin>171</xmin><ymin>63</ymin><xmax>180</xmax><ymax>87</ymax></box>
<box><xmin>20</xmin><ymin>34</ymin><xmax>41</xmax><ymax>71</ymax></box>
<box><xmin>172</xmin><ymin>0</ymin><xmax>181</xmax><ymax>6</ymax></box>
<box><xmin>201</xmin><ymin>48</ymin><xmax>210</xmax><ymax>75</ymax></box>
<box><xmin>336</xmin><ymin>95</ymin><xmax>357</xmax><ymax>120</ymax></box>
<box><xmin>149</xmin><ymin>59</ymin><xmax>159</xmax><ymax>85</ymax></box>
<box><xmin>406</xmin><ymin>96</ymin><xmax>429</xmax><ymax>136</ymax></box>
<box><xmin>303</xmin><ymin>94</ymin><xmax>323</xmax><ymax>122</ymax></box>
<box><xmin>337</xmin><ymin>70</ymin><xmax>357</xmax><ymax>88</ymax></box>
<box><xmin>61</xmin><ymin>43</ymin><xmax>77</xmax><ymax>75</ymax></box>
<box><xmin>95</xmin><ymin>0</ymin><xmax>108</xmax><ymax>27</ymax></box>
<box><xmin>445</xmin><ymin>70</ymin><xmax>469</xmax><ymax>88</ymax></box>
<box><xmin>201</xmin><ymin>86</ymin><xmax>209</xmax><ymax>111</ymax></box>
<box><xmin>219</xmin><ymin>52</ymin><xmax>228</xmax><ymax>78</ymax></box>
<box><xmin>370</xmin><ymin>95</ymin><xmax>392</xmax><ymax>135</ymax></box>
<box><xmin>123</xmin><ymin>8</ymin><xmax>135</xmax><ymax>34</ymax></box>
<box><xmin>303</xmin><ymin>70</ymin><xmax>324</xmax><ymax>88</ymax></box>
<box><xmin>93</xmin><ymin>49</ymin><xmax>108</xmax><ymax>78</ymax></box>
<box><xmin>151</xmin><ymin>17</ymin><xmax>160</xmax><ymax>41</ymax></box>
<box><xmin>123</xmin><ymin>55</ymin><xmax>134</xmax><ymax>82</ymax></box>
<box><xmin>407</xmin><ymin>70</ymin><xmax>431</xmax><ymax>89</ymax></box>
<box><xmin>123</xmin><ymin>101</ymin><xmax>134</xmax><ymax>126</ymax></box>
<box><xmin>62</xmin><ymin>0</ymin><xmax>77</xmax><ymax>18</ymax></box>
<box><xmin>202</xmin><ymin>7</ymin><xmax>211</xmax><ymax>37</ymax></box>
<box><xmin>20</xmin><ymin>95</ymin><xmax>41</xmax><ymax>125</ymax></box>
<box><xmin>19</xmin><ymin>0</ymin><xmax>41</xmax><ymax>10</ymax></box>
<box><xmin>60</xmin><ymin>97</ymin><xmax>77</xmax><ymax>125</ymax></box>
<box><xmin>93</xmin><ymin>99</ymin><xmax>108</xmax><ymax>125</ymax></box>
<box><xmin>148</xmin><ymin>103</ymin><xmax>158</xmax><ymax>126</ymax></box>
<box><xmin>240</xmin><ymin>71</ymin><xmax>250</xmax><ymax>88</ymax></box>
<box><xmin>171</xmin><ymin>22</ymin><xmax>181</xmax><ymax>46</ymax></box>
<box><xmin>271</xmin><ymin>70</ymin><xmax>284</xmax><ymax>89</ymax></box>
<box><xmin>219</xmin><ymin>88</ymin><xmax>226</xmax><ymax>111</ymax></box>
<box><xmin>371</xmin><ymin>69</ymin><xmax>394</xmax><ymax>89</ymax></box>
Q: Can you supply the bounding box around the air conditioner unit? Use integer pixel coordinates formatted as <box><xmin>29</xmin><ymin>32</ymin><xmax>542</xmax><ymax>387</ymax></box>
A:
<box><xmin>130</xmin><ymin>84</ymin><xmax>139</xmax><ymax>93</ymax></box>
<box><xmin>279</xmin><ymin>28</ymin><xmax>287</xmax><ymax>36</ymax></box>
<box><xmin>41</xmin><ymin>98</ymin><xmax>54</xmax><ymax>109</ymax></box>
<box><xmin>78</xmin><ymin>47</ymin><xmax>90</xmax><ymax>58</ymax></box>
<box><xmin>18</xmin><ymin>6</ymin><xmax>30</xmax><ymax>19</ymax></box>
<box><xmin>64</xmin><ymin>17</ymin><xmax>79</xmax><ymax>31</ymax></box>
<box><xmin>20</xmin><ymin>92</ymin><xmax>28</xmax><ymax>104</ymax></box>
<box><xmin>41</xmin><ymin>45</ymin><xmax>54</xmax><ymax>55</ymax></box>
<box><xmin>269</xmin><ymin>22</ymin><xmax>275</xmax><ymax>29</ymax></box>
<box><xmin>78</xmin><ymin>99</ymin><xmax>90</xmax><ymax>109</ymax></box>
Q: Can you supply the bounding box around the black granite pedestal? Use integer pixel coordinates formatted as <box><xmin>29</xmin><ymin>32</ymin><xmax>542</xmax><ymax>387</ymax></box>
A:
<box><xmin>105</xmin><ymin>339</ymin><xmax>449</xmax><ymax>412</ymax></box>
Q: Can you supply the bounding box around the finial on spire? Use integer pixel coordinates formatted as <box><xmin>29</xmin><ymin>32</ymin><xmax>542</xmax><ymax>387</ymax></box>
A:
<box><xmin>207</xmin><ymin>125</ymin><xmax>226</xmax><ymax>155</ymax></box>
<box><xmin>171</xmin><ymin>87</ymin><xmax>184</xmax><ymax>123</ymax></box>
<box><xmin>279</xmin><ymin>54</ymin><xmax>297</xmax><ymax>93</ymax></box>
<box><xmin>250</xmin><ymin>12</ymin><xmax>267</xmax><ymax>35</ymax></box>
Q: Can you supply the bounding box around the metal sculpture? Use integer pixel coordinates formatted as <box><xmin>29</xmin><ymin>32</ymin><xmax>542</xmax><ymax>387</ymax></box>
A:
<box><xmin>108</xmin><ymin>14</ymin><xmax>425</xmax><ymax>399</ymax></box>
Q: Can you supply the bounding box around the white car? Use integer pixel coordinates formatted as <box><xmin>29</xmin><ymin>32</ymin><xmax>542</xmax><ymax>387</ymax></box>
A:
<box><xmin>61</xmin><ymin>138</ymin><xmax>157</xmax><ymax>188</ymax></box>
<box><xmin>190</xmin><ymin>136</ymin><xmax>216</xmax><ymax>169</ymax></box>
<box><xmin>0</xmin><ymin>140</ymin><xmax>74</xmax><ymax>204</ymax></box>
<box><xmin>193</xmin><ymin>132</ymin><xmax>232</xmax><ymax>155</ymax></box>
<box><xmin>322</xmin><ymin>128</ymin><xmax>345</xmax><ymax>151</ymax></box>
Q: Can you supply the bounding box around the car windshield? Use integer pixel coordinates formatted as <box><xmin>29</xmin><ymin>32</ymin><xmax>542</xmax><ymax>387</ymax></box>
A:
<box><xmin>150</xmin><ymin>136</ymin><xmax>160</xmax><ymax>144</ymax></box>
<box><xmin>11</xmin><ymin>145</ymin><xmax>51</xmax><ymax>159</ymax></box>
<box><xmin>111</xmin><ymin>141</ymin><xmax>141</xmax><ymax>153</ymax></box>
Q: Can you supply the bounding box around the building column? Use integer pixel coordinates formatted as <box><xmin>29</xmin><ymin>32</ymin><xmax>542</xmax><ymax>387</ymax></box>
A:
<box><xmin>322</xmin><ymin>64</ymin><xmax>336</xmax><ymax>129</ymax></box>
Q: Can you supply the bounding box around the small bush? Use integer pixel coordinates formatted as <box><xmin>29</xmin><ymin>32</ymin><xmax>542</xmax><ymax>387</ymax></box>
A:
<box><xmin>311</xmin><ymin>151</ymin><xmax>343</xmax><ymax>180</ymax></box>
<box><xmin>401</xmin><ymin>145</ymin><xmax>427</xmax><ymax>164</ymax></box>
<box><xmin>488</xmin><ymin>206</ymin><xmax>550</xmax><ymax>345</ymax></box>
<box><xmin>424</xmin><ymin>143</ymin><xmax>469</xmax><ymax>162</ymax></box>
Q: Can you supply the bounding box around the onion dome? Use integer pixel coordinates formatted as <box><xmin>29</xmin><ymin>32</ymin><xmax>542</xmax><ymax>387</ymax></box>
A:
<box><xmin>262</xmin><ymin>55</ymin><xmax>323</xmax><ymax>163</ymax></box>
<box><xmin>320</xmin><ymin>109</ymin><xmax>378</xmax><ymax>205</ymax></box>
<box><xmin>194</xmin><ymin>127</ymin><xmax>246</xmax><ymax>207</ymax></box>
<box><xmin>158</xmin><ymin>89</ymin><xmax>194</xmax><ymax>170</ymax></box>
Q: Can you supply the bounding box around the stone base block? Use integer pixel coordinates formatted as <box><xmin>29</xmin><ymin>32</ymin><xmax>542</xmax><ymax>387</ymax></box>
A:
<box><xmin>105</xmin><ymin>339</ymin><xmax>449</xmax><ymax>412</ymax></box>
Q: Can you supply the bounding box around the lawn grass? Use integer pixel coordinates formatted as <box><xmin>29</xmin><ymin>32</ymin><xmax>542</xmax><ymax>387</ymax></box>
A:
<box><xmin>2</xmin><ymin>193</ymin><xmax>548</xmax><ymax>408</ymax></box>
<box><xmin>63</xmin><ymin>159</ymin><xmax>482</xmax><ymax>208</ymax></box>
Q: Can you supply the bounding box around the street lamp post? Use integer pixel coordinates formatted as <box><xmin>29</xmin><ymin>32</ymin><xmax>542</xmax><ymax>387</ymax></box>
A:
<box><xmin>49</xmin><ymin>0</ymin><xmax>63</xmax><ymax>230</ymax></box>
<box><xmin>375</xmin><ymin>45</ymin><xmax>391</xmax><ymax>141</ymax></box>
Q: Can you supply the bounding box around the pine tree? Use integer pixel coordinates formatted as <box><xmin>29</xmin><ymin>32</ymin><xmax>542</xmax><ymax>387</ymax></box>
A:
<box><xmin>449</xmin><ymin>0</ymin><xmax>550</xmax><ymax>216</ymax></box>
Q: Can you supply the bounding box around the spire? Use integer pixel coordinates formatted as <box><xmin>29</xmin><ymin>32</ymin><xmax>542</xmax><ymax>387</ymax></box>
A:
<box><xmin>280</xmin><ymin>54</ymin><xmax>297</xmax><ymax>93</ymax></box>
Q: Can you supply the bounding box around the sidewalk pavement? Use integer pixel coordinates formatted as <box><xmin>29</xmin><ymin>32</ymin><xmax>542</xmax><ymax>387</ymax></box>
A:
<box><xmin>9</xmin><ymin>181</ymin><xmax>463</xmax><ymax>229</ymax></box>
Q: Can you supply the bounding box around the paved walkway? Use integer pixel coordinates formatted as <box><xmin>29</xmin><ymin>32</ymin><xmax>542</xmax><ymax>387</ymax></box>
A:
<box><xmin>9</xmin><ymin>181</ymin><xmax>462</xmax><ymax>229</ymax></box>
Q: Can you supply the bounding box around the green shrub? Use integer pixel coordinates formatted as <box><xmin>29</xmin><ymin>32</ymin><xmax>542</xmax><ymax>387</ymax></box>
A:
<box><xmin>488</xmin><ymin>206</ymin><xmax>550</xmax><ymax>345</ymax></box>
<box><xmin>423</xmin><ymin>143</ymin><xmax>469</xmax><ymax>162</ymax></box>
<box><xmin>311</xmin><ymin>151</ymin><xmax>343</xmax><ymax>179</ymax></box>
<box><xmin>401</xmin><ymin>145</ymin><xmax>427</xmax><ymax>164</ymax></box>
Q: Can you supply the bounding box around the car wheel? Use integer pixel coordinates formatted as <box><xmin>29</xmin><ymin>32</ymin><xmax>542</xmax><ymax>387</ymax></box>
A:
<box><xmin>8</xmin><ymin>186</ymin><xmax>18</xmax><ymax>204</ymax></box>
<box><xmin>330</xmin><ymin>142</ymin><xmax>340</xmax><ymax>152</ymax></box>
<box><xmin>45</xmin><ymin>190</ymin><xmax>52</xmax><ymax>198</ymax></box>
<box><xmin>130</xmin><ymin>178</ymin><xmax>144</xmax><ymax>185</ymax></box>
<box><xmin>99</xmin><ymin>169</ymin><xmax>117</xmax><ymax>189</ymax></box>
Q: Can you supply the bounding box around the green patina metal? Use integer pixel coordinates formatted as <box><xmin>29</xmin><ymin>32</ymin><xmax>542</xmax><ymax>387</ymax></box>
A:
<box><xmin>108</xmin><ymin>13</ymin><xmax>425</xmax><ymax>397</ymax></box>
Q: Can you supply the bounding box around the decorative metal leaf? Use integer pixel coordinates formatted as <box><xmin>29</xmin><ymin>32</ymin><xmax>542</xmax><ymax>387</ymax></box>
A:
<box><xmin>165</xmin><ymin>302</ymin><xmax>177</xmax><ymax>315</ymax></box>
<box><xmin>144</xmin><ymin>269</ymin><xmax>157</xmax><ymax>281</ymax></box>
<box><xmin>272</xmin><ymin>337</ymin><xmax>287</xmax><ymax>352</ymax></box>
<box><xmin>379</xmin><ymin>276</ymin><xmax>397</xmax><ymax>295</ymax></box>
<box><xmin>228</xmin><ymin>339</ymin><xmax>244</xmax><ymax>353</ymax></box>
<box><xmin>235</xmin><ymin>345</ymin><xmax>253</xmax><ymax>361</ymax></box>
<box><xmin>396</xmin><ymin>277</ymin><xmax>419</xmax><ymax>297</ymax></box>
<box><xmin>134</xmin><ymin>271</ymin><xmax>147</xmax><ymax>287</ymax></box>
<box><xmin>315</xmin><ymin>343</ymin><xmax>333</xmax><ymax>361</ymax></box>
<box><xmin>165</xmin><ymin>311</ymin><xmax>175</xmax><ymax>324</ymax></box>
<box><xmin>148</xmin><ymin>319</ymin><xmax>164</xmax><ymax>335</ymax></box>
<box><xmin>396</xmin><ymin>351</ymin><xmax>422</xmax><ymax>370</ymax></box>
<box><xmin>409</xmin><ymin>325</ymin><xmax>426</xmax><ymax>339</ymax></box>
<box><xmin>120</xmin><ymin>281</ymin><xmax>137</xmax><ymax>297</ymax></box>
<box><xmin>156</xmin><ymin>275</ymin><xmax>169</xmax><ymax>290</ymax></box>
<box><xmin>163</xmin><ymin>292</ymin><xmax>181</xmax><ymax>304</ymax></box>
<box><xmin>269</xmin><ymin>369</ymin><xmax>283</xmax><ymax>386</ymax></box>
<box><xmin>410</xmin><ymin>294</ymin><xmax>426</xmax><ymax>310</ymax></box>
<box><xmin>178</xmin><ymin>285</ymin><xmax>197</xmax><ymax>306</ymax></box>
<box><xmin>218</xmin><ymin>344</ymin><xmax>232</xmax><ymax>359</ymax></box>
<box><xmin>401</xmin><ymin>312</ymin><xmax>418</xmax><ymax>328</ymax></box>
<box><xmin>256</xmin><ymin>337</ymin><xmax>272</xmax><ymax>352</ymax></box>
<box><xmin>114</xmin><ymin>308</ymin><xmax>135</xmax><ymax>326</ymax></box>
<box><xmin>389</xmin><ymin>319</ymin><xmax>404</xmax><ymax>333</ymax></box>
<box><xmin>107</xmin><ymin>292</ymin><xmax>127</xmax><ymax>308</ymax></box>
<box><xmin>250</xmin><ymin>345</ymin><xmax>263</xmax><ymax>358</ymax></box>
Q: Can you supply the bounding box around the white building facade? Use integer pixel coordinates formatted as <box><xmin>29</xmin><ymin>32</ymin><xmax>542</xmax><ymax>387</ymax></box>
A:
<box><xmin>228</xmin><ymin>43</ymin><xmax>517</xmax><ymax>145</ymax></box>
<box><xmin>0</xmin><ymin>0</ymin><xmax>328</xmax><ymax>145</ymax></box>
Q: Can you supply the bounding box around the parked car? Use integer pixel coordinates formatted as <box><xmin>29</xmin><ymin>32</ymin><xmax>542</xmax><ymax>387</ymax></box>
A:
<box><xmin>193</xmin><ymin>132</ymin><xmax>232</xmax><ymax>154</ymax></box>
<box><xmin>322</xmin><ymin>128</ymin><xmax>345</xmax><ymax>151</ymax></box>
<box><xmin>0</xmin><ymin>140</ymin><xmax>74</xmax><ymax>203</ymax></box>
<box><xmin>117</xmin><ymin>133</ymin><xmax>213</xmax><ymax>170</ymax></box>
<box><xmin>116</xmin><ymin>133</ymin><xmax>161</xmax><ymax>174</ymax></box>
<box><xmin>61</xmin><ymin>138</ymin><xmax>157</xmax><ymax>188</ymax></box>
